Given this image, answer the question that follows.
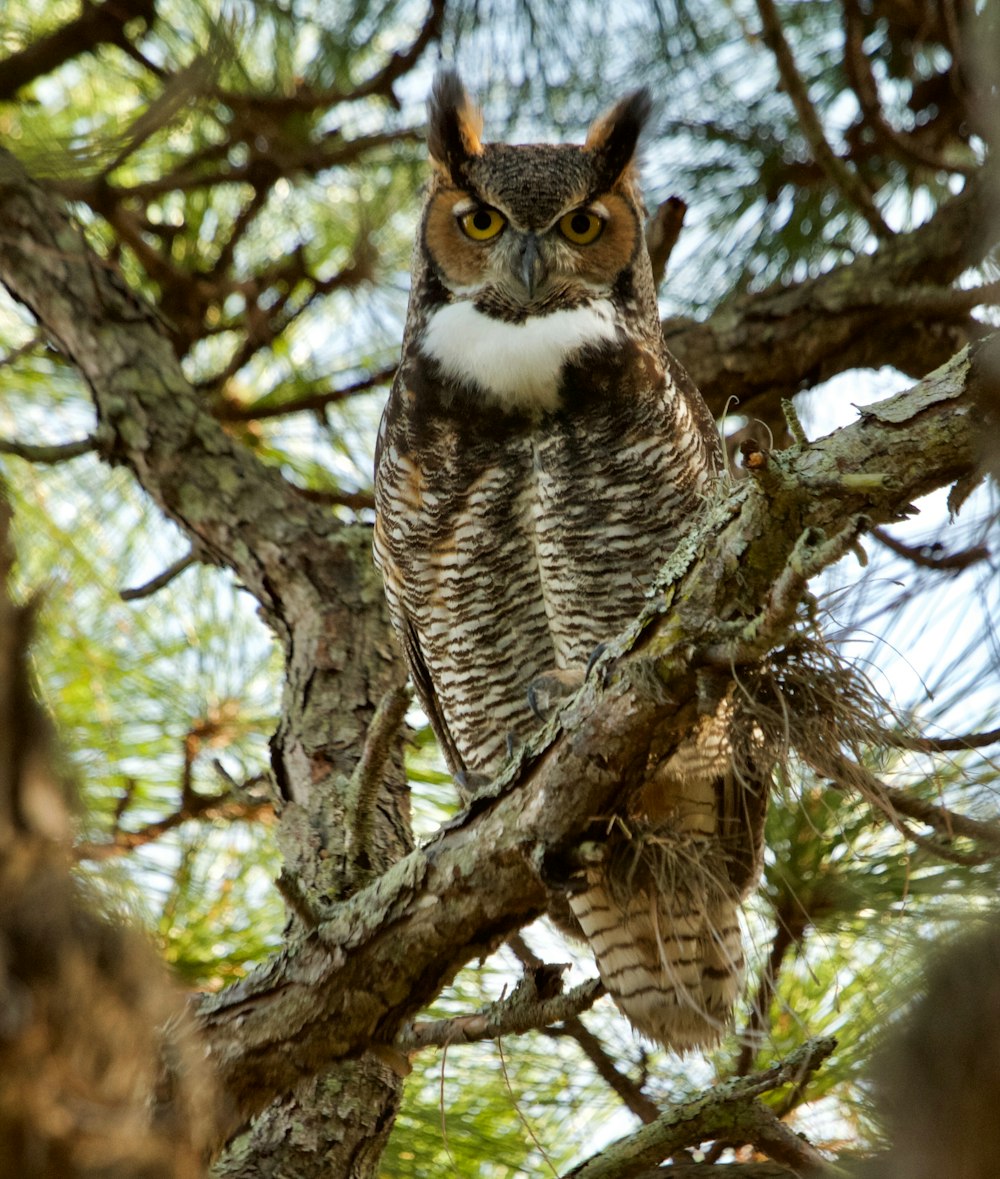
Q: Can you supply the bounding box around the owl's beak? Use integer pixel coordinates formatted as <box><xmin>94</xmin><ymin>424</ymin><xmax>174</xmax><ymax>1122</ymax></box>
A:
<box><xmin>517</xmin><ymin>234</ymin><xmax>546</xmax><ymax>298</ymax></box>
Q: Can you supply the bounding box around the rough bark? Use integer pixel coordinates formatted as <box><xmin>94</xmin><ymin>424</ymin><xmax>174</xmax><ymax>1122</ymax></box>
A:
<box><xmin>0</xmin><ymin>149</ymin><xmax>409</xmax><ymax>1175</ymax></box>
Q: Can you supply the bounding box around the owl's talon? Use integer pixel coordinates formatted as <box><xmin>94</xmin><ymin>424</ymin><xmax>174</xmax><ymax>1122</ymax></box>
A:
<box><xmin>453</xmin><ymin>770</ymin><xmax>491</xmax><ymax>801</ymax></box>
<box><xmin>527</xmin><ymin>667</ymin><xmax>585</xmax><ymax>721</ymax></box>
<box><xmin>585</xmin><ymin>642</ymin><xmax>608</xmax><ymax>678</ymax></box>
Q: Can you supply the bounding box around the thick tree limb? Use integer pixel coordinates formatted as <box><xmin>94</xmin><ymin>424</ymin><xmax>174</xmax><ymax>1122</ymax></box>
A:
<box><xmin>0</xmin><ymin>146</ymin><xmax>411</xmax><ymax>1167</ymax></box>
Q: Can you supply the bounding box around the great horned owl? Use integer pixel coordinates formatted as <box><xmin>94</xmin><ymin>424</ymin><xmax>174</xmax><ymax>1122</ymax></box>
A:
<box><xmin>374</xmin><ymin>73</ymin><xmax>768</xmax><ymax>1049</ymax></box>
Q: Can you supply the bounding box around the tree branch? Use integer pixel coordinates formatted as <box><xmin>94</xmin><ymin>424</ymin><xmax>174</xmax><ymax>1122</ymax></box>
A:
<box><xmin>213</xmin><ymin>366</ymin><xmax>397</xmax><ymax>422</ymax></box>
<box><xmin>562</xmin><ymin>1037</ymin><xmax>836</xmax><ymax>1179</ymax></box>
<box><xmin>546</xmin><ymin>1016</ymin><xmax>661</xmax><ymax>1125</ymax></box>
<box><xmin>0</xmin><ymin>435</ymin><xmax>98</xmax><ymax>463</ymax></box>
<box><xmin>842</xmin><ymin>0</ymin><xmax>977</xmax><ymax>177</ymax></box>
<box><xmin>119</xmin><ymin>549</ymin><xmax>199</xmax><ymax>600</ymax></box>
<box><xmin>0</xmin><ymin>0</ymin><xmax>157</xmax><ymax>101</ymax></box>
<box><xmin>397</xmin><ymin>977</ymin><xmax>604</xmax><ymax>1053</ymax></box>
<box><xmin>755</xmin><ymin>0</ymin><xmax>889</xmax><ymax>236</ymax></box>
<box><xmin>74</xmin><ymin>777</ymin><xmax>273</xmax><ymax>862</ymax></box>
<box><xmin>871</xmin><ymin>525</ymin><xmax>990</xmax><ymax>572</ymax></box>
<box><xmin>663</xmin><ymin>172</ymin><xmax>997</xmax><ymax>417</ymax></box>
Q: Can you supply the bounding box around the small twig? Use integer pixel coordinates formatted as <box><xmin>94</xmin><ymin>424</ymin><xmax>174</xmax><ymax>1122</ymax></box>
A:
<box><xmin>397</xmin><ymin>976</ymin><xmax>605</xmax><ymax>1052</ymax></box>
<box><xmin>821</xmin><ymin>751</ymin><xmax>1000</xmax><ymax>861</ymax></box>
<box><xmin>755</xmin><ymin>0</ymin><xmax>890</xmax><ymax>237</ymax></box>
<box><xmin>213</xmin><ymin>365</ymin><xmax>397</xmax><ymax>422</ymax></box>
<box><xmin>781</xmin><ymin>398</ymin><xmax>810</xmax><ymax>448</ymax></box>
<box><xmin>546</xmin><ymin>1015</ymin><xmax>661</xmax><ymax>1124</ymax></box>
<box><xmin>274</xmin><ymin>869</ymin><xmax>322</xmax><ymax>931</ymax></box>
<box><xmin>871</xmin><ymin>525</ymin><xmax>990</xmax><ymax>572</ymax></box>
<box><xmin>120</xmin><ymin>549</ymin><xmax>199</xmax><ymax>600</ymax></box>
<box><xmin>0</xmin><ymin>330</ymin><xmax>46</xmax><ymax>368</ymax></box>
<box><xmin>0</xmin><ymin>435</ymin><xmax>97</xmax><ymax>463</ymax></box>
<box><xmin>703</xmin><ymin>520</ymin><xmax>867</xmax><ymax>666</ymax></box>
<box><xmin>646</xmin><ymin>196</ymin><xmax>687</xmax><ymax>288</ymax></box>
<box><xmin>883</xmin><ymin>724</ymin><xmax>1000</xmax><ymax>754</ymax></box>
<box><xmin>733</xmin><ymin>912</ymin><xmax>804</xmax><ymax>1077</ymax></box>
<box><xmin>345</xmin><ymin>684</ymin><xmax>412</xmax><ymax>876</ymax></box>
<box><xmin>292</xmin><ymin>487</ymin><xmax>376</xmax><ymax>512</ymax></box>
<box><xmin>498</xmin><ymin>1033</ymin><xmax>560</xmax><ymax>1177</ymax></box>
<box><xmin>506</xmin><ymin>930</ymin><xmax>546</xmax><ymax>971</ymax></box>
<box><xmin>74</xmin><ymin>779</ymin><xmax>272</xmax><ymax>861</ymax></box>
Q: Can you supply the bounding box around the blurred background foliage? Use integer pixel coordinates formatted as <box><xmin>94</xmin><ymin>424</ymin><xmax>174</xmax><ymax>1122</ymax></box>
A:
<box><xmin>1</xmin><ymin>0</ymin><xmax>998</xmax><ymax>1173</ymax></box>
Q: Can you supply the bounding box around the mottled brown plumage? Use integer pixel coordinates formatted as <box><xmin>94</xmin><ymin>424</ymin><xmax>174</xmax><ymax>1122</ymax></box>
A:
<box><xmin>374</xmin><ymin>73</ymin><xmax>768</xmax><ymax>1049</ymax></box>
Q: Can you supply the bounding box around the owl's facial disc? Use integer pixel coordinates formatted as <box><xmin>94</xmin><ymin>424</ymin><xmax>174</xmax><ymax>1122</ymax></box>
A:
<box><xmin>425</xmin><ymin>183</ymin><xmax>636</xmax><ymax>314</ymax></box>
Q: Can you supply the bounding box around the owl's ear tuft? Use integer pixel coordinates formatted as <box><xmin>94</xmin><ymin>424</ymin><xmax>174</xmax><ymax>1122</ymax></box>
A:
<box><xmin>428</xmin><ymin>71</ymin><xmax>484</xmax><ymax>182</ymax></box>
<box><xmin>585</xmin><ymin>89</ymin><xmax>653</xmax><ymax>188</ymax></box>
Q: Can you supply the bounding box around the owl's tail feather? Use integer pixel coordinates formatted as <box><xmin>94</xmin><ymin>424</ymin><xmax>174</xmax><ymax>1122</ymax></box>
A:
<box><xmin>570</xmin><ymin>863</ymin><xmax>744</xmax><ymax>1049</ymax></box>
<box><xmin>570</xmin><ymin>867</ymin><xmax>740</xmax><ymax>1051</ymax></box>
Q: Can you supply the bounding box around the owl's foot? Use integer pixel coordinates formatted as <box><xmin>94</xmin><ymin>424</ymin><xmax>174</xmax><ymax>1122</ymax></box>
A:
<box><xmin>453</xmin><ymin>769</ymin><xmax>492</xmax><ymax>802</ymax></box>
<box><xmin>585</xmin><ymin>641</ymin><xmax>608</xmax><ymax>678</ymax></box>
<box><xmin>527</xmin><ymin>667</ymin><xmax>585</xmax><ymax>720</ymax></box>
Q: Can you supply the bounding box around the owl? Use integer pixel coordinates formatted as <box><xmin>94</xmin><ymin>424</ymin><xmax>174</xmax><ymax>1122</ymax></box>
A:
<box><xmin>374</xmin><ymin>73</ymin><xmax>768</xmax><ymax>1049</ymax></box>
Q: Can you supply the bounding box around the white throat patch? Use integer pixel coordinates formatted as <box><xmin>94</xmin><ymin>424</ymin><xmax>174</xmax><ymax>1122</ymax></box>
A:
<box><xmin>420</xmin><ymin>299</ymin><xmax>618</xmax><ymax>412</ymax></box>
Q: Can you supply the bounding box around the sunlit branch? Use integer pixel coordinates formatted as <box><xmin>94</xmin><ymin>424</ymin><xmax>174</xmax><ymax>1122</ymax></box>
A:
<box><xmin>396</xmin><ymin>977</ymin><xmax>605</xmax><ymax>1052</ymax></box>
<box><xmin>754</xmin><ymin>0</ymin><xmax>890</xmax><ymax>237</ymax></box>
<box><xmin>119</xmin><ymin>549</ymin><xmax>199</xmax><ymax>601</ymax></box>
<box><xmin>0</xmin><ymin>435</ymin><xmax>97</xmax><ymax>463</ymax></box>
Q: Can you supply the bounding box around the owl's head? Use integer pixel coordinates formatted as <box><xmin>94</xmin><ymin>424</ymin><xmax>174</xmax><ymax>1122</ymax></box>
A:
<box><xmin>410</xmin><ymin>74</ymin><xmax>660</xmax><ymax>413</ymax></box>
<box><xmin>422</xmin><ymin>73</ymin><xmax>652</xmax><ymax>312</ymax></box>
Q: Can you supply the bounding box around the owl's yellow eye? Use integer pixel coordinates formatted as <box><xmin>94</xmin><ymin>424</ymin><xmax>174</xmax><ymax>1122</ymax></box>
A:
<box><xmin>558</xmin><ymin>209</ymin><xmax>604</xmax><ymax>245</ymax></box>
<box><xmin>458</xmin><ymin>207</ymin><xmax>506</xmax><ymax>241</ymax></box>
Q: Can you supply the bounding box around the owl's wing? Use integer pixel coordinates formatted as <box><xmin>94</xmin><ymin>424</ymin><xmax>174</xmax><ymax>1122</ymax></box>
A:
<box><xmin>399</xmin><ymin>613</ymin><xmax>468</xmax><ymax>778</ymax></box>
